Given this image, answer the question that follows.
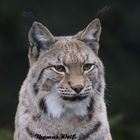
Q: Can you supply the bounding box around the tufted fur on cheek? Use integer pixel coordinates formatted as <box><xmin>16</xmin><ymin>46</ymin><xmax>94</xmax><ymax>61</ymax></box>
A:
<box><xmin>45</xmin><ymin>93</ymin><xmax>65</xmax><ymax>118</ymax></box>
<box><xmin>25</xmin><ymin>66</ymin><xmax>64</xmax><ymax>115</ymax></box>
<box><xmin>44</xmin><ymin>93</ymin><xmax>92</xmax><ymax>118</ymax></box>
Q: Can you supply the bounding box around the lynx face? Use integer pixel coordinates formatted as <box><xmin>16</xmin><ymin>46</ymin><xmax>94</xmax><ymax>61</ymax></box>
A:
<box><xmin>27</xmin><ymin>19</ymin><xmax>104</xmax><ymax>118</ymax></box>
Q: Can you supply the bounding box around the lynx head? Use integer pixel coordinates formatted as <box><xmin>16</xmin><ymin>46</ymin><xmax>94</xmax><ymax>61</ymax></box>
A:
<box><xmin>27</xmin><ymin>19</ymin><xmax>105</xmax><ymax>118</ymax></box>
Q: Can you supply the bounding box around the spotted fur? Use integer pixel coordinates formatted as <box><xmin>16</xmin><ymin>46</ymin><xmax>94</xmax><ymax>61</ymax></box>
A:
<box><xmin>14</xmin><ymin>19</ymin><xmax>112</xmax><ymax>140</ymax></box>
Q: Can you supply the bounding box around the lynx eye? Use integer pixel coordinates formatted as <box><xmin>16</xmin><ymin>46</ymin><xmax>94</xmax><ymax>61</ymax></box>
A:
<box><xmin>83</xmin><ymin>63</ymin><xmax>94</xmax><ymax>71</ymax></box>
<box><xmin>54</xmin><ymin>65</ymin><xmax>66</xmax><ymax>73</ymax></box>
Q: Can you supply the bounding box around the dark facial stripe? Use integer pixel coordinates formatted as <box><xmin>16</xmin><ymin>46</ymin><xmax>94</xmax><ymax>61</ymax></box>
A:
<box><xmin>78</xmin><ymin>121</ymin><xmax>101</xmax><ymax>140</ymax></box>
<box><xmin>97</xmin><ymin>83</ymin><xmax>102</xmax><ymax>93</ymax></box>
<box><xmin>39</xmin><ymin>98</ymin><xmax>47</xmax><ymax>113</ymax></box>
<box><xmin>37</xmin><ymin>68</ymin><xmax>47</xmax><ymax>83</ymax></box>
<box><xmin>87</xmin><ymin>97</ymin><xmax>94</xmax><ymax>112</ymax></box>
<box><xmin>33</xmin><ymin>68</ymin><xmax>47</xmax><ymax>95</ymax></box>
<box><xmin>87</xmin><ymin>97</ymin><xmax>94</xmax><ymax>121</ymax></box>
<box><xmin>33</xmin><ymin>83</ymin><xmax>39</xmax><ymax>95</ymax></box>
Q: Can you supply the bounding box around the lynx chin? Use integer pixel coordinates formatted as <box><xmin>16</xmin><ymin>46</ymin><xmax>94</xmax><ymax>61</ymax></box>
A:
<box><xmin>14</xmin><ymin>18</ymin><xmax>112</xmax><ymax>140</ymax></box>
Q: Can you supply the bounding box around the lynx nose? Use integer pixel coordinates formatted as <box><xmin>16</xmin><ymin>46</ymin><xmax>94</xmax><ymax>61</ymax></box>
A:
<box><xmin>71</xmin><ymin>85</ymin><xmax>84</xmax><ymax>93</ymax></box>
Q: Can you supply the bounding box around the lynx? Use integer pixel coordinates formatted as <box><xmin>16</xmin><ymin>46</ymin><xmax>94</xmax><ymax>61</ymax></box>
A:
<box><xmin>14</xmin><ymin>18</ymin><xmax>112</xmax><ymax>140</ymax></box>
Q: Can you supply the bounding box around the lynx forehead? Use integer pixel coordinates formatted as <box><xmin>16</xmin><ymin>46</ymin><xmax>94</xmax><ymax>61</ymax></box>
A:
<box><xmin>14</xmin><ymin>18</ymin><xmax>112</xmax><ymax>140</ymax></box>
<box><xmin>39</xmin><ymin>38</ymin><xmax>96</xmax><ymax>66</ymax></box>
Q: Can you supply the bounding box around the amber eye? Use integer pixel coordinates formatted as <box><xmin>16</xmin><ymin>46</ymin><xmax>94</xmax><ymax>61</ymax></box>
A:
<box><xmin>83</xmin><ymin>63</ymin><xmax>94</xmax><ymax>71</ymax></box>
<box><xmin>54</xmin><ymin>65</ymin><xmax>66</xmax><ymax>72</ymax></box>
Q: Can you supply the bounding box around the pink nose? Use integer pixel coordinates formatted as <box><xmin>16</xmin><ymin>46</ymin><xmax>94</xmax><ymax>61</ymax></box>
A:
<box><xmin>71</xmin><ymin>85</ymin><xmax>84</xmax><ymax>93</ymax></box>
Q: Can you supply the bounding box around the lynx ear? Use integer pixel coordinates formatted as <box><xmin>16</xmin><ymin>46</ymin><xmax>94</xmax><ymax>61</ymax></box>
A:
<box><xmin>76</xmin><ymin>18</ymin><xmax>101</xmax><ymax>54</ymax></box>
<box><xmin>28</xmin><ymin>22</ymin><xmax>55</xmax><ymax>65</ymax></box>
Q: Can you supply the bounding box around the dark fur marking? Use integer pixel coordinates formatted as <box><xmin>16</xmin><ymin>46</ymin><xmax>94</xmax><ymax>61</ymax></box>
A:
<box><xmin>32</xmin><ymin>115</ymin><xmax>40</xmax><ymax>121</ymax></box>
<box><xmin>37</xmin><ymin>68</ymin><xmax>46</xmax><ymax>82</ymax></box>
<box><xmin>97</xmin><ymin>83</ymin><xmax>102</xmax><ymax>93</ymax></box>
<box><xmin>90</xmin><ymin>76</ymin><xmax>97</xmax><ymax>89</ymax></box>
<box><xmin>42</xmin><ymin>78</ymin><xmax>56</xmax><ymax>91</ymax></box>
<box><xmin>39</xmin><ymin>98</ymin><xmax>47</xmax><ymax>113</ymax></box>
<box><xmin>32</xmin><ymin>116</ymin><xmax>37</xmax><ymax>121</ymax></box>
<box><xmin>26</xmin><ymin>127</ymin><xmax>34</xmax><ymax>138</ymax></box>
<box><xmin>57</xmin><ymin>54</ymin><xmax>61</xmax><ymax>63</ymax></box>
<box><xmin>87</xmin><ymin>97</ymin><xmax>94</xmax><ymax>112</ymax></box>
<box><xmin>85</xmin><ymin>54</ymin><xmax>89</xmax><ymax>62</ymax></box>
<box><xmin>87</xmin><ymin>97</ymin><xmax>94</xmax><ymax>121</ymax></box>
<box><xmin>33</xmin><ymin>83</ymin><xmax>39</xmax><ymax>95</ymax></box>
<box><xmin>87</xmin><ymin>113</ymin><xmax>93</xmax><ymax>121</ymax></box>
<box><xmin>24</xmin><ymin>109</ymin><xmax>29</xmax><ymax>114</ymax></box>
<box><xmin>33</xmin><ymin>68</ymin><xmax>46</xmax><ymax>95</ymax></box>
<box><xmin>78</xmin><ymin>121</ymin><xmax>101</xmax><ymax>140</ymax></box>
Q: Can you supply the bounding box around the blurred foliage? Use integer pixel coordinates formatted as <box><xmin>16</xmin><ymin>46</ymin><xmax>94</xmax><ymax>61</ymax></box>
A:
<box><xmin>0</xmin><ymin>129</ymin><xmax>13</xmax><ymax>140</ymax></box>
<box><xmin>109</xmin><ymin>115</ymin><xmax>140</xmax><ymax>140</ymax></box>
<box><xmin>0</xmin><ymin>0</ymin><xmax>140</xmax><ymax>140</ymax></box>
<box><xmin>109</xmin><ymin>114</ymin><xmax>124</xmax><ymax>127</ymax></box>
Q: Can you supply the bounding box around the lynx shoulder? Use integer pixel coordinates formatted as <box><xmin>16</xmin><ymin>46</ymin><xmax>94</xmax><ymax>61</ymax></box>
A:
<box><xmin>14</xmin><ymin>18</ymin><xmax>112</xmax><ymax>140</ymax></box>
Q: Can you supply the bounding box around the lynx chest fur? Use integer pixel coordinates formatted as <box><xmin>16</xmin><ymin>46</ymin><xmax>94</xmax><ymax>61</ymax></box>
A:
<box><xmin>14</xmin><ymin>19</ymin><xmax>112</xmax><ymax>140</ymax></box>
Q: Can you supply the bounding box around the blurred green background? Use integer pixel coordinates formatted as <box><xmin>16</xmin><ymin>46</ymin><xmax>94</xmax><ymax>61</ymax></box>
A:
<box><xmin>0</xmin><ymin>0</ymin><xmax>140</xmax><ymax>139</ymax></box>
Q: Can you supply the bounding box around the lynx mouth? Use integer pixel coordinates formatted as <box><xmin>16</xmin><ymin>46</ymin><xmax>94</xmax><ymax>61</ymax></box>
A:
<box><xmin>61</xmin><ymin>95</ymin><xmax>88</xmax><ymax>102</ymax></box>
